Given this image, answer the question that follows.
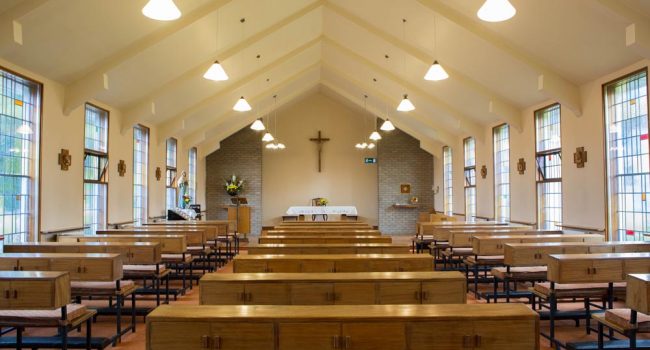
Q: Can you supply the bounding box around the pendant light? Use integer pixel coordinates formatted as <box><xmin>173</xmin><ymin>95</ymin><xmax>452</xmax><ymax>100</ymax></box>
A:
<box><xmin>367</xmin><ymin>143</ymin><xmax>376</xmax><ymax>149</ymax></box>
<box><xmin>142</xmin><ymin>0</ymin><xmax>181</xmax><ymax>21</ymax></box>
<box><xmin>397</xmin><ymin>94</ymin><xmax>415</xmax><ymax>112</ymax></box>
<box><xmin>397</xmin><ymin>19</ymin><xmax>415</xmax><ymax>111</ymax></box>
<box><xmin>424</xmin><ymin>15</ymin><xmax>449</xmax><ymax>81</ymax></box>
<box><xmin>250</xmin><ymin>119</ymin><xmax>265</xmax><ymax>131</ymax></box>
<box><xmin>233</xmin><ymin>96</ymin><xmax>252</xmax><ymax>112</ymax></box>
<box><xmin>369</xmin><ymin>131</ymin><xmax>382</xmax><ymax>141</ymax></box>
<box><xmin>262</xmin><ymin>95</ymin><xmax>277</xmax><ymax>143</ymax></box>
<box><xmin>16</xmin><ymin>124</ymin><xmax>33</xmax><ymax>135</ymax></box>
<box><xmin>380</xmin><ymin>119</ymin><xmax>395</xmax><ymax>131</ymax></box>
<box><xmin>203</xmin><ymin>61</ymin><xmax>229</xmax><ymax>81</ymax></box>
<box><xmin>477</xmin><ymin>0</ymin><xmax>516</xmax><ymax>22</ymax></box>
<box><xmin>273</xmin><ymin>94</ymin><xmax>286</xmax><ymax>151</ymax></box>
<box><xmin>262</xmin><ymin>132</ymin><xmax>274</xmax><ymax>142</ymax></box>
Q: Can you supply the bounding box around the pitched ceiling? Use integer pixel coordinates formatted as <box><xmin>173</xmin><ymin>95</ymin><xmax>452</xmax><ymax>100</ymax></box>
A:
<box><xmin>1</xmin><ymin>0</ymin><xmax>648</xmax><ymax>152</ymax></box>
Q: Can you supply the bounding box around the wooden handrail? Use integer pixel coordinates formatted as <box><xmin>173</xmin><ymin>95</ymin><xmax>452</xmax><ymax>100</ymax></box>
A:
<box><xmin>107</xmin><ymin>220</ymin><xmax>135</xmax><ymax>228</ymax></box>
<box><xmin>40</xmin><ymin>226</ymin><xmax>88</xmax><ymax>235</ymax></box>
<box><xmin>474</xmin><ymin>216</ymin><xmax>494</xmax><ymax>221</ymax></box>
<box><xmin>509</xmin><ymin>220</ymin><xmax>537</xmax><ymax>226</ymax></box>
<box><xmin>556</xmin><ymin>224</ymin><xmax>605</xmax><ymax>233</ymax></box>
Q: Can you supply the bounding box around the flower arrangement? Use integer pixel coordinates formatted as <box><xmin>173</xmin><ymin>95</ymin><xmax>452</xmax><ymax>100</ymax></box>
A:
<box><xmin>225</xmin><ymin>174</ymin><xmax>244</xmax><ymax>196</ymax></box>
<box><xmin>316</xmin><ymin>198</ymin><xmax>328</xmax><ymax>206</ymax></box>
<box><xmin>183</xmin><ymin>194</ymin><xmax>191</xmax><ymax>206</ymax></box>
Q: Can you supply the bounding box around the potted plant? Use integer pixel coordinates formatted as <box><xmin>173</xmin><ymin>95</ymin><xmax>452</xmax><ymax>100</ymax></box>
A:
<box><xmin>225</xmin><ymin>174</ymin><xmax>244</xmax><ymax>197</ymax></box>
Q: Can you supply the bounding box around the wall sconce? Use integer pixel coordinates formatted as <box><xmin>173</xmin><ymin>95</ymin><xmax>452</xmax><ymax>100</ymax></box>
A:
<box><xmin>117</xmin><ymin>160</ymin><xmax>127</xmax><ymax>177</ymax></box>
<box><xmin>58</xmin><ymin>149</ymin><xmax>71</xmax><ymax>171</ymax></box>
<box><xmin>574</xmin><ymin>147</ymin><xmax>588</xmax><ymax>168</ymax></box>
<box><xmin>517</xmin><ymin>158</ymin><xmax>526</xmax><ymax>175</ymax></box>
<box><xmin>480</xmin><ymin>165</ymin><xmax>487</xmax><ymax>179</ymax></box>
<box><xmin>155</xmin><ymin>167</ymin><xmax>162</xmax><ymax>181</ymax></box>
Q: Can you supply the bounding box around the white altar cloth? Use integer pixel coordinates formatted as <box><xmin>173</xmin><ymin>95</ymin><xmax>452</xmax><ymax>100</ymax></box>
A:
<box><xmin>286</xmin><ymin>206</ymin><xmax>358</xmax><ymax>216</ymax></box>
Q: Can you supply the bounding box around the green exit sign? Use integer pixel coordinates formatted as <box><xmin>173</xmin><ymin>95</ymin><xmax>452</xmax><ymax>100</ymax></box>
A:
<box><xmin>364</xmin><ymin>157</ymin><xmax>377</xmax><ymax>164</ymax></box>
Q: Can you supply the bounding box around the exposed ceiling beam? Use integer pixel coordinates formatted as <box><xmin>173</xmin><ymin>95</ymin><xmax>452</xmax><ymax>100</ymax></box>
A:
<box><xmin>321</xmin><ymin>62</ymin><xmax>455</xmax><ymax>145</ymax></box>
<box><xmin>323</xmin><ymin>36</ymin><xmax>484</xmax><ymax>142</ymax></box>
<box><xmin>63</xmin><ymin>0</ymin><xmax>233</xmax><ymax>115</ymax></box>
<box><xmin>197</xmin><ymin>83</ymin><xmax>320</xmax><ymax>155</ymax></box>
<box><xmin>319</xmin><ymin>81</ymin><xmax>441</xmax><ymax>155</ymax></box>
<box><xmin>595</xmin><ymin>0</ymin><xmax>650</xmax><ymax>59</ymax></box>
<box><xmin>120</xmin><ymin>0</ymin><xmax>325</xmax><ymax>131</ymax></box>
<box><xmin>0</xmin><ymin>0</ymin><xmax>49</xmax><ymax>55</ymax></box>
<box><xmin>416</xmin><ymin>0</ymin><xmax>582</xmax><ymax>116</ymax></box>
<box><xmin>324</xmin><ymin>2</ymin><xmax>522</xmax><ymax>132</ymax></box>
<box><xmin>157</xmin><ymin>37</ymin><xmax>321</xmax><ymax>140</ymax></box>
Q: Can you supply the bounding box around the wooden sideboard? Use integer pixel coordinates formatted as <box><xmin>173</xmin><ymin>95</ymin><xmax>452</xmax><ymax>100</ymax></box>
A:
<box><xmin>0</xmin><ymin>271</ymin><xmax>70</xmax><ymax>309</ymax></box>
<box><xmin>504</xmin><ymin>241</ymin><xmax>650</xmax><ymax>266</ymax></box>
<box><xmin>0</xmin><ymin>253</ymin><xmax>122</xmax><ymax>281</ymax></box>
<box><xmin>258</xmin><ymin>236</ymin><xmax>392</xmax><ymax>244</ymax></box>
<box><xmin>146</xmin><ymin>304</ymin><xmax>539</xmax><ymax>350</ymax></box>
<box><xmin>547</xmin><ymin>252</ymin><xmax>650</xmax><ymax>283</ymax></box>
<box><xmin>248</xmin><ymin>244</ymin><xmax>410</xmax><ymax>255</ymax></box>
<box><xmin>233</xmin><ymin>254</ymin><xmax>432</xmax><ymax>273</ymax></box>
<box><xmin>4</xmin><ymin>242</ymin><xmax>162</xmax><ymax>265</ymax></box>
<box><xmin>200</xmin><ymin>271</ymin><xmax>466</xmax><ymax>305</ymax></box>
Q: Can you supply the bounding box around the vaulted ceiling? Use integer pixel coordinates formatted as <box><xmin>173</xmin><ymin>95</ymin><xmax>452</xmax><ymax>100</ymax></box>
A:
<box><xmin>2</xmin><ymin>0</ymin><xmax>649</xmax><ymax>154</ymax></box>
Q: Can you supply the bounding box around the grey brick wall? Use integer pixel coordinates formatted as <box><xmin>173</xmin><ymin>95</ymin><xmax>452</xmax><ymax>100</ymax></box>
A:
<box><xmin>378</xmin><ymin>128</ymin><xmax>434</xmax><ymax>234</ymax></box>
<box><xmin>206</xmin><ymin>128</ymin><xmax>262</xmax><ymax>236</ymax></box>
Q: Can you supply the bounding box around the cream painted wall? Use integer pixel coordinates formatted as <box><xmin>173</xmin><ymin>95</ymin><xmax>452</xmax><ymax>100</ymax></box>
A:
<box><xmin>262</xmin><ymin>93</ymin><xmax>378</xmax><ymax>226</ymax></box>
<box><xmin>0</xmin><ymin>58</ymin><xmax>203</xmax><ymax>237</ymax></box>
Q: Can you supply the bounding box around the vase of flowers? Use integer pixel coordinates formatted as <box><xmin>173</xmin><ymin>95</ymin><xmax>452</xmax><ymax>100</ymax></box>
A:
<box><xmin>225</xmin><ymin>174</ymin><xmax>244</xmax><ymax>197</ymax></box>
<box><xmin>316</xmin><ymin>198</ymin><xmax>328</xmax><ymax>206</ymax></box>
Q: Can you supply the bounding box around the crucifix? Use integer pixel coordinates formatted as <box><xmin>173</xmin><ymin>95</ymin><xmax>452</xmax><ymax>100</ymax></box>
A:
<box><xmin>309</xmin><ymin>130</ymin><xmax>330</xmax><ymax>172</ymax></box>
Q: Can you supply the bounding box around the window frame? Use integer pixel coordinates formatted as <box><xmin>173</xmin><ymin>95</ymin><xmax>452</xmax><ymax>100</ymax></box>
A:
<box><xmin>133</xmin><ymin>124</ymin><xmax>149</xmax><ymax>225</ymax></box>
<box><xmin>534</xmin><ymin>103</ymin><xmax>563</xmax><ymax>230</ymax></box>
<box><xmin>493</xmin><ymin>123</ymin><xmax>510</xmax><ymax>222</ymax></box>
<box><xmin>166</xmin><ymin>138</ymin><xmax>177</xmax><ymax>209</ymax></box>
<box><xmin>82</xmin><ymin>103</ymin><xmax>109</xmax><ymax>234</ymax></box>
<box><xmin>442</xmin><ymin>146</ymin><xmax>453</xmax><ymax>216</ymax></box>
<box><xmin>463</xmin><ymin>137</ymin><xmax>476</xmax><ymax>220</ymax></box>
<box><xmin>602</xmin><ymin>67</ymin><xmax>650</xmax><ymax>241</ymax></box>
<box><xmin>0</xmin><ymin>65</ymin><xmax>43</xmax><ymax>243</ymax></box>
<box><xmin>188</xmin><ymin>147</ymin><xmax>197</xmax><ymax>203</ymax></box>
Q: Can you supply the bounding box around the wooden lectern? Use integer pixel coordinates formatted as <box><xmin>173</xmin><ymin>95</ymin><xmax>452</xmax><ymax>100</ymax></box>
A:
<box><xmin>227</xmin><ymin>197</ymin><xmax>250</xmax><ymax>236</ymax></box>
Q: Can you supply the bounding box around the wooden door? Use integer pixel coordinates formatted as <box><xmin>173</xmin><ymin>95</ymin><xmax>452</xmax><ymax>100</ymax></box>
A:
<box><xmin>50</xmin><ymin>259</ymin><xmax>83</xmax><ymax>280</ymax></box>
<box><xmin>409</xmin><ymin>321</ymin><xmax>472</xmax><ymax>350</ymax></box>
<box><xmin>81</xmin><ymin>258</ymin><xmax>113</xmax><ymax>281</ymax></box>
<box><xmin>245</xmin><ymin>283</ymin><xmax>289</xmax><ymax>305</ymax></box>
<box><xmin>377</xmin><ymin>282</ymin><xmax>421</xmax><ymax>304</ymax></box>
<box><xmin>200</xmin><ymin>282</ymin><xmax>244</xmax><ymax>305</ymax></box>
<box><xmin>0</xmin><ymin>281</ymin><xmax>11</xmax><ymax>308</ymax></box>
<box><xmin>341</xmin><ymin>322</ymin><xmax>406</xmax><ymax>350</ymax></box>
<box><xmin>334</xmin><ymin>282</ymin><xmax>376</xmax><ymax>304</ymax></box>
<box><xmin>369</xmin><ymin>259</ymin><xmax>400</xmax><ymax>272</ymax></box>
<box><xmin>301</xmin><ymin>260</ymin><xmax>335</xmax><ymax>273</ymax></box>
<box><xmin>473</xmin><ymin>319</ymin><xmax>537</xmax><ymax>349</ymax></box>
<box><xmin>233</xmin><ymin>260</ymin><xmax>266</xmax><ymax>273</ymax></box>
<box><xmin>266</xmin><ymin>260</ymin><xmax>300</xmax><ymax>273</ymax></box>
<box><xmin>335</xmin><ymin>260</ymin><xmax>369</xmax><ymax>273</ymax></box>
<box><xmin>17</xmin><ymin>258</ymin><xmax>50</xmax><ymax>271</ymax></box>
<box><xmin>398</xmin><ymin>258</ymin><xmax>432</xmax><ymax>272</ymax></box>
<box><xmin>590</xmin><ymin>259</ymin><xmax>623</xmax><ymax>283</ymax></box>
<box><xmin>278</xmin><ymin>322</ymin><xmax>340</xmax><ymax>350</ymax></box>
<box><xmin>421</xmin><ymin>281</ymin><xmax>466</xmax><ymax>304</ymax></box>
<box><xmin>0</xmin><ymin>258</ymin><xmax>18</xmax><ymax>271</ymax></box>
<box><xmin>290</xmin><ymin>282</ymin><xmax>334</xmax><ymax>305</ymax></box>
<box><xmin>211</xmin><ymin>322</ymin><xmax>274</xmax><ymax>350</ymax></box>
<box><xmin>149</xmin><ymin>321</ymin><xmax>211</xmax><ymax>350</ymax></box>
<box><xmin>10</xmin><ymin>280</ymin><xmax>53</xmax><ymax>308</ymax></box>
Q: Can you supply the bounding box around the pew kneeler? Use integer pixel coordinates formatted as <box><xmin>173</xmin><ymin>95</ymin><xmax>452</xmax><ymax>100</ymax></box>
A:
<box><xmin>123</xmin><ymin>264</ymin><xmax>170</xmax><ymax>306</ymax></box>
<box><xmin>490</xmin><ymin>266</ymin><xmax>547</xmax><ymax>303</ymax></box>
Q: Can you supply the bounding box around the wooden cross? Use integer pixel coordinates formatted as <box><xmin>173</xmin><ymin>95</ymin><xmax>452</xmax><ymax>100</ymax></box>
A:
<box><xmin>309</xmin><ymin>130</ymin><xmax>330</xmax><ymax>172</ymax></box>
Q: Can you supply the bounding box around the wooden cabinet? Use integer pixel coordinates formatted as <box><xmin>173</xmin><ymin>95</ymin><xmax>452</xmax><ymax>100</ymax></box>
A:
<box><xmin>4</xmin><ymin>242</ymin><xmax>161</xmax><ymax>265</ymax></box>
<box><xmin>377</xmin><ymin>282</ymin><xmax>420</xmax><ymax>304</ymax></box>
<box><xmin>200</xmin><ymin>283</ymin><xmax>245</xmax><ymax>305</ymax></box>
<box><xmin>0</xmin><ymin>271</ymin><xmax>70</xmax><ymax>310</ymax></box>
<box><xmin>421</xmin><ymin>280</ymin><xmax>467</xmax><ymax>304</ymax></box>
<box><xmin>474</xmin><ymin>234</ymin><xmax>604</xmax><ymax>256</ymax></box>
<box><xmin>0</xmin><ymin>253</ymin><xmax>122</xmax><ymax>282</ymax></box>
<box><xmin>290</xmin><ymin>283</ymin><xmax>334</xmax><ymax>305</ymax></box>
<box><xmin>147</xmin><ymin>304</ymin><xmax>539</xmax><ymax>350</ymax></box>
<box><xmin>233</xmin><ymin>255</ymin><xmax>433</xmax><ymax>273</ymax></box>
<box><xmin>547</xmin><ymin>253</ymin><xmax>650</xmax><ymax>283</ymax></box>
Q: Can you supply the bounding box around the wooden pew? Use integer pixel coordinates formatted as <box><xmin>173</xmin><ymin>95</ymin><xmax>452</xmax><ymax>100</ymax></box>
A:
<box><xmin>536</xmin><ymin>252</ymin><xmax>650</xmax><ymax>347</ymax></box>
<box><xmin>0</xmin><ymin>253</ymin><xmax>122</xmax><ymax>281</ymax></box>
<box><xmin>472</xmin><ymin>234</ymin><xmax>604</xmax><ymax>256</ymax></box>
<box><xmin>258</xmin><ymin>235</ymin><xmax>392</xmax><ymax>244</ymax></box>
<box><xmin>248</xmin><ymin>244</ymin><xmax>410</xmax><ymax>255</ymax></box>
<box><xmin>233</xmin><ymin>254</ymin><xmax>432</xmax><ymax>273</ymax></box>
<box><xmin>264</xmin><ymin>229</ymin><xmax>381</xmax><ymax>236</ymax></box>
<box><xmin>146</xmin><ymin>303</ymin><xmax>539</xmax><ymax>350</ymax></box>
<box><xmin>414</xmin><ymin>222</ymin><xmax>530</xmax><ymax>254</ymax></box>
<box><xmin>200</xmin><ymin>271</ymin><xmax>466</xmax><ymax>305</ymax></box>
<box><xmin>271</xmin><ymin>226</ymin><xmax>374</xmax><ymax>231</ymax></box>
<box><xmin>0</xmin><ymin>271</ymin><xmax>101</xmax><ymax>349</ymax></box>
<box><xmin>4</xmin><ymin>242</ymin><xmax>162</xmax><ymax>265</ymax></box>
<box><xmin>144</xmin><ymin>221</ymin><xmax>238</xmax><ymax>256</ymax></box>
<box><xmin>97</xmin><ymin>228</ymin><xmax>210</xmax><ymax>247</ymax></box>
<box><xmin>68</xmin><ymin>234</ymin><xmax>187</xmax><ymax>254</ymax></box>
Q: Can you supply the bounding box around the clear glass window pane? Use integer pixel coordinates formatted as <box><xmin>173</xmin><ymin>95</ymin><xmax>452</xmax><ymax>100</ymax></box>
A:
<box><xmin>535</xmin><ymin>104</ymin><xmax>562</xmax><ymax>229</ymax></box>
<box><xmin>443</xmin><ymin>146</ymin><xmax>453</xmax><ymax>216</ymax></box>
<box><xmin>133</xmin><ymin>126</ymin><xmax>149</xmax><ymax>224</ymax></box>
<box><xmin>493</xmin><ymin>124</ymin><xmax>510</xmax><ymax>222</ymax></box>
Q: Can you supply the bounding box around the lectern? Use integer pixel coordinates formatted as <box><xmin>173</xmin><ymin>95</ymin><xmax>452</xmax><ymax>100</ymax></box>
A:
<box><xmin>228</xmin><ymin>197</ymin><xmax>250</xmax><ymax>236</ymax></box>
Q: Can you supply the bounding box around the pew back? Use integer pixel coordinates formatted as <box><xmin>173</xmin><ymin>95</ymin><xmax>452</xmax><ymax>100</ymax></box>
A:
<box><xmin>448</xmin><ymin>230</ymin><xmax>562</xmax><ymax>248</ymax></box>
<box><xmin>97</xmin><ymin>229</ymin><xmax>208</xmax><ymax>246</ymax></box>
<box><xmin>0</xmin><ymin>271</ymin><xmax>70</xmax><ymax>310</ymax></box>
<box><xmin>472</xmin><ymin>234</ymin><xmax>604</xmax><ymax>256</ymax></box>
<box><xmin>504</xmin><ymin>241</ymin><xmax>650</xmax><ymax>266</ymax></box>
<box><xmin>0</xmin><ymin>253</ymin><xmax>122</xmax><ymax>281</ymax></box>
<box><xmin>4</xmin><ymin>242</ymin><xmax>162</xmax><ymax>265</ymax></box>
<box><xmin>547</xmin><ymin>252</ymin><xmax>650</xmax><ymax>283</ymax></box>
<box><xmin>248</xmin><ymin>244</ymin><xmax>410</xmax><ymax>255</ymax></box>
<box><xmin>68</xmin><ymin>234</ymin><xmax>187</xmax><ymax>254</ymax></box>
<box><xmin>233</xmin><ymin>254</ymin><xmax>432</xmax><ymax>273</ymax></box>
<box><xmin>258</xmin><ymin>236</ymin><xmax>392</xmax><ymax>244</ymax></box>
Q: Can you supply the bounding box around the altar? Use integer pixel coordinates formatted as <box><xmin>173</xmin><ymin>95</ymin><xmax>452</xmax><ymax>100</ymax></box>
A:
<box><xmin>286</xmin><ymin>206</ymin><xmax>358</xmax><ymax>216</ymax></box>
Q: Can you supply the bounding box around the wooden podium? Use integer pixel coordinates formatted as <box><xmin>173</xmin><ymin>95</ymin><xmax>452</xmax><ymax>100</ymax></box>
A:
<box><xmin>227</xmin><ymin>206</ymin><xmax>250</xmax><ymax>235</ymax></box>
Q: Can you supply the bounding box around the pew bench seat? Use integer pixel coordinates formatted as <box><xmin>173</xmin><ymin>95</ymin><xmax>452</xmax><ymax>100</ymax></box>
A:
<box><xmin>0</xmin><ymin>304</ymin><xmax>89</xmax><ymax>326</ymax></box>
<box><xmin>443</xmin><ymin>247</ymin><xmax>473</xmax><ymax>256</ymax></box>
<box><xmin>465</xmin><ymin>255</ymin><xmax>504</xmax><ymax>265</ymax></box>
<box><xmin>161</xmin><ymin>253</ymin><xmax>193</xmax><ymax>263</ymax></box>
<box><xmin>532</xmin><ymin>282</ymin><xmax>627</xmax><ymax>298</ymax></box>
<box><xmin>602</xmin><ymin>309</ymin><xmax>650</xmax><ymax>332</ymax></box>
<box><xmin>123</xmin><ymin>264</ymin><xmax>168</xmax><ymax>274</ymax></box>
<box><xmin>491</xmin><ymin>266</ymin><xmax>547</xmax><ymax>280</ymax></box>
<box><xmin>71</xmin><ymin>280</ymin><xmax>137</xmax><ymax>297</ymax></box>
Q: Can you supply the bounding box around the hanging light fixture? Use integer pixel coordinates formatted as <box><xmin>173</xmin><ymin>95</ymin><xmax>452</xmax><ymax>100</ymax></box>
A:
<box><xmin>262</xmin><ymin>132</ymin><xmax>274</xmax><ymax>142</ymax></box>
<box><xmin>397</xmin><ymin>94</ymin><xmax>415</xmax><ymax>112</ymax></box>
<box><xmin>380</xmin><ymin>119</ymin><xmax>395</xmax><ymax>131</ymax></box>
<box><xmin>142</xmin><ymin>0</ymin><xmax>181</xmax><ymax>21</ymax></box>
<box><xmin>265</xmin><ymin>143</ymin><xmax>277</xmax><ymax>149</ymax></box>
<box><xmin>477</xmin><ymin>0</ymin><xmax>516</xmax><ymax>22</ymax></box>
<box><xmin>250</xmin><ymin>119</ymin><xmax>265</xmax><ymax>131</ymax></box>
<box><xmin>233</xmin><ymin>96</ymin><xmax>252</xmax><ymax>112</ymax></box>
<box><xmin>262</xmin><ymin>95</ymin><xmax>277</xmax><ymax>143</ymax></box>
<box><xmin>367</xmin><ymin>143</ymin><xmax>376</xmax><ymax>150</ymax></box>
<box><xmin>369</xmin><ymin>131</ymin><xmax>382</xmax><ymax>141</ymax></box>
<box><xmin>203</xmin><ymin>61</ymin><xmax>229</xmax><ymax>81</ymax></box>
<box><xmin>16</xmin><ymin>124</ymin><xmax>33</xmax><ymax>135</ymax></box>
<box><xmin>424</xmin><ymin>15</ymin><xmax>449</xmax><ymax>81</ymax></box>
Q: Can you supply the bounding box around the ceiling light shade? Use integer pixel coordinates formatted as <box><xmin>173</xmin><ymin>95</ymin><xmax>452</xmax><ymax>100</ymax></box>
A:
<box><xmin>369</xmin><ymin>131</ymin><xmax>382</xmax><ymax>141</ymax></box>
<box><xmin>233</xmin><ymin>96</ymin><xmax>252</xmax><ymax>112</ymax></box>
<box><xmin>477</xmin><ymin>0</ymin><xmax>516</xmax><ymax>22</ymax></box>
<box><xmin>380</xmin><ymin>119</ymin><xmax>395</xmax><ymax>131</ymax></box>
<box><xmin>16</xmin><ymin>124</ymin><xmax>33</xmax><ymax>135</ymax></box>
<box><xmin>355</xmin><ymin>143</ymin><xmax>363</xmax><ymax>149</ymax></box>
<box><xmin>361</xmin><ymin>142</ymin><xmax>368</xmax><ymax>149</ymax></box>
<box><xmin>265</xmin><ymin>143</ymin><xmax>277</xmax><ymax>150</ymax></box>
<box><xmin>142</xmin><ymin>0</ymin><xmax>181</xmax><ymax>21</ymax></box>
<box><xmin>424</xmin><ymin>61</ymin><xmax>449</xmax><ymax>81</ymax></box>
<box><xmin>203</xmin><ymin>61</ymin><xmax>229</xmax><ymax>81</ymax></box>
<box><xmin>250</xmin><ymin>119</ymin><xmax>265</xmax><ymax>131</ymax></box>
<box><xmin>277</xmin><ymin>143</ymin><xmax>286</xmax><ymax>150</ymax></box>
<box><xmin>367</xmin><ymin>143</ymin><xmax>376</xmax><ymax>149</ymax></box>
<box><xmin>262</xmin><ymin>132</ymin><xmax>274</xmax><ymax>142</ymax></box>
<box><xmin>397</xmin><ymin>94</ymin><xmax>415</xmax><ymax>112</ymax></box>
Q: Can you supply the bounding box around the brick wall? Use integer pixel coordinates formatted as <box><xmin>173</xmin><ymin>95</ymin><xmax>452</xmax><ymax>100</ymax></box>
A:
<box><xmin>378</xmin><ymin>127</ymin><xmax>434</xmax><ymax>234</ymax></box>
<box><xmin>205</xmin><ymin>128</ymin><xmax>262</xmax><ymax>236</ymax></box>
